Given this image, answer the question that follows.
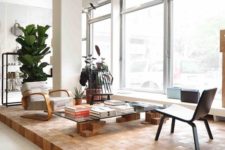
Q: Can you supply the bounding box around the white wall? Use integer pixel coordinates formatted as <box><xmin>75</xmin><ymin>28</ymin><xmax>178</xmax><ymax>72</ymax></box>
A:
<box><xmin>52</xmin><ymin>0</ymin><xmax>82</xmax><ymax>92</ymax></box>
<box><xmin>0</xmin><ymin>2</ymin><xmax>52</xmax><ymax>105</ymax></box>
<box><xmin>0</xmin><ymin>2</ymin><xmax>52</xmax><ymax>54</ymax></box>
<box><xmin>0</xmin><ymin>0</ymin><xmax>52</xmax><ymax>9</ymax></box>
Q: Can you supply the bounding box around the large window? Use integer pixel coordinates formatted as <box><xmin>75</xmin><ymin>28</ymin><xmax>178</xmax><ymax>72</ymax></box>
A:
<box><xmin>122</xmin><ymin>2</ymin><xmax>164</xmax><ymax>92</ymax></box>
<box><xmin>88</xmin><ymin>2</ymin><xmax>112</xmax><ymax>68</ymax></box>
<box><xmin>172</xmin><ymin>0</ymin><xmax>224</xmax><ymax>97</ymax></box>
<box><xmin>82</xmin><ymin>13</ymin><xmax>87</xmax><ymax>67</ymax></box>
<box><xmin>123</xmin><ymin>0</ymin><xmax>156</xmax><ymax>9</ymax></box>
<box><xmin>91</xmin><ymin>19</ymin><xmax>111</xmax><ymax>67</ymax></box>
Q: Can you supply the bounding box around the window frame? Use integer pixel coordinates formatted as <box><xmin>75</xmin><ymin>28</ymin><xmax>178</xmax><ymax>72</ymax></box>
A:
<box><xmin>85</xmin><ymin>1</ymin><xmax>112</xmax><ymax>56</ymax></box>
<box><xmin>120</xmin><ymin>0</ymin><xmax>172</xmax><ymax>93</ymax></box>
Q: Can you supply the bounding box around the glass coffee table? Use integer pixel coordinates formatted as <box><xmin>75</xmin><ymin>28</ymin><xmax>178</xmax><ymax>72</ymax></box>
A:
<box><xmin>54</xmin><ymin>102</ymin><xmax>164</xmax><ymax>137</ymax></box>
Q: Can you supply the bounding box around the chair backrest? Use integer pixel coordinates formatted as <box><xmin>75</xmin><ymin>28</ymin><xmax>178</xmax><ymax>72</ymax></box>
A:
<box><xmin>192</xmin><ymin>88</ymin><xmax>217</xmax><ymax>121</ymax></box>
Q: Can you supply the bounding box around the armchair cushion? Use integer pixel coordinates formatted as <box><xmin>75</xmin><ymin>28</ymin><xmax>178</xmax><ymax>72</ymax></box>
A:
<box><xmin>27</xmin><ymin>96</ymin><xmax>73</xmax><ymax>111</ymax></box>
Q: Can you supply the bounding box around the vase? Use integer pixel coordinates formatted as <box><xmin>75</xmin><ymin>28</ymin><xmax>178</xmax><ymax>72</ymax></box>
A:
<box><xmin>75</xmin><ymin>98</ymin><xmax>82</xmax><ymax>105</ymax></box>
<box><xmin>86</xmin><ymin>88</ymin><xmax>102</xmax><ymax>104</ymax></box>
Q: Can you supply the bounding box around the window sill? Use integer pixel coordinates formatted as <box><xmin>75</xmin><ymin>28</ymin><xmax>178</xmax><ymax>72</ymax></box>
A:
<box><xmin>112</xmin><ymin>90</ymin><xmax>225</xmax><ymax>117</ymax></box>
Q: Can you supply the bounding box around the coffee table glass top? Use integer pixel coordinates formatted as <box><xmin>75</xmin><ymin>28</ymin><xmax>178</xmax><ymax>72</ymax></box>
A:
<box><xmin>54</xmin><ymin>101</ymin><xmax>164</xmax><ymax>123</ymax></box>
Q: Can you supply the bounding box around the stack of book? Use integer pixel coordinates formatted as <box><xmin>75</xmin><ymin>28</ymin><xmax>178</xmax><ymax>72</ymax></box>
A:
<box><xmin>90</xmin><ymin>106</ymin><xmax>116</xmax><ymax>118</ymax></box>
<box><xmin>109</xmin><ymin>104</ymin><xmax>134</xmax><ymax>115</ymax></box>
<box><xmin>104</xmin><ymin>100</ymin><xmax>126</xmax><ymax>106</ymax></box>
<box><xmin>64</xmin><ymin>105</ymin><xmax>91</xmax><ymax>118</ymax></box>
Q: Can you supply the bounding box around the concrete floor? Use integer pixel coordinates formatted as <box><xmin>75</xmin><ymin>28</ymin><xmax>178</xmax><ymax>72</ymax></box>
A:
<box><xmin>0</xmin><ymin>122</ymin><xmax>40</xmax><ymax>150</ymax></box>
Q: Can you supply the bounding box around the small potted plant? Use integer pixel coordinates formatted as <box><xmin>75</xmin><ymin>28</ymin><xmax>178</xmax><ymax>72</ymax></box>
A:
<box><xmin>74</xmin><ymin>87</ymin><xmax>84</xmax><ymax>105</ymax></box>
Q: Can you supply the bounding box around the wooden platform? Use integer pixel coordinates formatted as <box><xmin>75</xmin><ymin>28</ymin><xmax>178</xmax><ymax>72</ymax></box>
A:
<box><xmin>1</xmin><ymin>106</ymin><xmax>225</xmax><ymax>150</ymax></box>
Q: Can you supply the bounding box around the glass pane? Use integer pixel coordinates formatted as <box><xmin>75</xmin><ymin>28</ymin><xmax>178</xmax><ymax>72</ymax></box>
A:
<box><xmin>172</xmin><ymin>0</ymin><xmax>224</xmax><ymax>98</ymax></box>
<box><xmin>123</xmin><ymin>4</ymin><xmax>164</xmax><ymax>91</ymax></box>
<box><xmin>123</xmin><ymin>0</ymin><xmax>155</xmax><ymax>9</ymax></box>
<box><xmin>93</xmin><ymin>3</ymin><xmax>111</xmax><ymax>18</ymax></box>
<box><xmin>82</xmin><ymin>41</ymin><xmax>86</xmax><ymax>68</ymax></box>
<box><xmin>82</xmin><ymin>13</ymin><xmax>87</xmax><ymax>39</ymax></box>
<box><xmin>92</xmin><ymin>19</ymin><xmax>111</xmax><ymax>69</ymax></box>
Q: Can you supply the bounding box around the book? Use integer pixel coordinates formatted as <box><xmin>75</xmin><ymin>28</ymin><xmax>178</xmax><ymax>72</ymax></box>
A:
<box><xmin>65</xmin><ymin>104</ymin><xmax>91</xmax><ymax>112</ymax></box>
<box><xmin>65</xmin><ymin>112</ymin><xmax>89</xmax><ymax>119</ymax></box>
<box><xmin>104</xmin><ymin>100</ymin><xmax>126</xmax><ymax>106</ymax></box>
<box><xmin>108</xmin><ymin>104</ymin><xmax>134</xmax><ymax>115</ymax></box>
<box><xmin>90</xmin><ymin>106</ymin><xmax>116</xmax><ymax>118</ymax></box>
<box><xmin>65</xmin><ymin>110</ymin><xmax>90</xmax><ymax>116</ymax></box>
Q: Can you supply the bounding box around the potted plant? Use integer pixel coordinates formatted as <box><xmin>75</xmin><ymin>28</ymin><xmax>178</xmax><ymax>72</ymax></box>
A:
<box><xmin>74</xmin><ymin>87</ymin><xmax>84</xmax><ymax>105</ymax></box>
<box><xmin>16</xmin><ymin>24</ymin><xmax>51</xmax><ymax>83</ymax></box>
<box><xmin>79</xmin><ymin>45</ymin><xmax>113</xmax><ymax>104</ymax></box>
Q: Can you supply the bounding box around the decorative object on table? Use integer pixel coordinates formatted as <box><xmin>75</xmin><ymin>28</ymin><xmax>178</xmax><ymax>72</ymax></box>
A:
<box><xmin>180</xmin><ymin>89</ymin><xmax>200</xmax><ymax>103</ymax></box>
<box><xmin>79</xmin><ymin>45</ymin><xmax>113</xmax><ymax>104</ymax></box>
<box><xmin>74</xmin><ymin>87</ymin><xmax>84</xmax><ymax>105</ymax></box>
<box><xmin>16</xmin><ymin>24</ymin><xmax>73</xmax><ymax>121</ymax></box>
<box><xmin>167</xmin><ymin>87</ymin><xmax>181</xmax><ymax>99</ymax></box>
<box><xmin>16</xmin><ymin>24</ymin><xmax>51</xmax><ymax>83</ymax></box>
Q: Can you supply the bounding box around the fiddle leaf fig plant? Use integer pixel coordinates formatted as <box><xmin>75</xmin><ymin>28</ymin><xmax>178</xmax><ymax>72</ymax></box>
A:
<box><xmin>16</xmin><ymin>24</ymin><xmax>51</xmax><ymax>83</ymax></box>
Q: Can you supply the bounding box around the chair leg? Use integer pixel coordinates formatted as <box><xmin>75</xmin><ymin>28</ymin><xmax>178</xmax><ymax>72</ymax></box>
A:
<box><xmin>189</xmin><ymin>122</ymin><xmax>200</xmax><ymax>150</ymax></box>
<box><xmin>171</xmin><ymin>118</ymin><xmax>175</xmax><ymax>134</ymax></box>
<box><xmin>155</xmin><ymin>115</ymin><xmax>166</xmax><ymax>141</ymax></box>
<box><xmin>203</xmin><ymin>119</ymin><xmax>213</xmax><ymax>139</ymax></box>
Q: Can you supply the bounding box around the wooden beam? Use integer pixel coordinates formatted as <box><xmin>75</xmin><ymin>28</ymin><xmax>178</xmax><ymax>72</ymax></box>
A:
<box><xmin>220</xmin><ymin>30</ymin><xmax>225</xmax><ymax>107</ymax></box>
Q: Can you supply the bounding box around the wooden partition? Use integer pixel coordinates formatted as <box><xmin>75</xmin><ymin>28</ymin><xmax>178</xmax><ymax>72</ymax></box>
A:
<box><xmin>220</xmin><ymin>30</ymin><xmax>225</xmax><ymax>107</ymax></box>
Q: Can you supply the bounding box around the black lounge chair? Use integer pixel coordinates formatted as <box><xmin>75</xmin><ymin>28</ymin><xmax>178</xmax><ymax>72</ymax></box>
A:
<box><xmin>154</xmin><ymin>88</ymin><xmax>217</xmax><ymax>150</ymax></box>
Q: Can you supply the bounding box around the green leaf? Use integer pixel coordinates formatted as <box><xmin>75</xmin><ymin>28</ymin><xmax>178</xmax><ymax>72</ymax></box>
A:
<box><xmin>19</xmin><ymin>55</ymin><xmax>34</xmax><ymax>65</ymax></box>
<box><xmin>16</xmin><ymin>38</ymin><xmax>26</xmax><ymax>46</ymax></box>
<box><xmin>40</xmin><ymin>47</ymin><xmax>50</xmax><ymax>56</ymax></box>
<box><xmin>39</xmin><ymin>62</ymin><xmax>49</xmax><ymax>68</ymax></box>
<box><xmin>37</xmin><ymin>25</ymin><xmax>50</xmax><ymax>37</ymax></box>
<box><xmin>25</xmin><ymin>35</ymin><xmax>36</xmax><ymax>46</ymax></box>
<box><xmin>25</xmin><ymin>24</ymin><xmax>35</xmax><ymax>35</ymax></box>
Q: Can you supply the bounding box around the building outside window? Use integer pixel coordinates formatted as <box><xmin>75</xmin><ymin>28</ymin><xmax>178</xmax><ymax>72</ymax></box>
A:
<box><xmin>121</xmin><ymin>0</ymin><xmax>223</xmax><ymax>98</ymax></box>
<box><xmin>122</xmin><ymin>0</ymin><xmax>164</xmax><ymax>92</ymax></box>
<box><xmin>172</xmin><ymin>0</ymin><xmax>224</xmax><ymax>98</ymax></box>
<box><xmin>88</xmin><ymin>2</ymin><xmax>112</xmax><ymax>69</ymax></box>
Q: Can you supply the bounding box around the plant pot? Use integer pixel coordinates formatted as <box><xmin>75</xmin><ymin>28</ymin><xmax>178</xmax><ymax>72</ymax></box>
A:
<box><xmin>86</xmin><ymin>88</ymin><xmax>102</xmax><ymax>104</ymax></box>
<box><xmin>75</xmin><ymin>98</ymin><xmax>82</xmax><ymax>105</ymax></box>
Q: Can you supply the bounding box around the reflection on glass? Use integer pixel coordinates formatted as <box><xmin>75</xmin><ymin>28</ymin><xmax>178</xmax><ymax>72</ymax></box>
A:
<box><xmin>123</xmin><ymin>0</ymin><xmax>155</xmax><ymax>9</ymax></box>
<box><xmin>82</xmin><ymin>41</ymin><xmax>86</xmax><ymax>68</ymax></box>
<box><xmin>82</xmin><ymin>13</ymin><xmax>87</xmax><ymax>39</ymax></box>
<box><xmin>93</xmin><ymin>3</ymin><xmax>111</xmax><ymax>18</ymax></box>
<box><xmin>92</xmin><ymin>19</ymin><xmax>111</xmax><ymax>69</ymax></box>
<box><xmin>123</xmin><ymin>4</ymin><xmax>163</xmax><ymax>91</ymax></box>
<box><xmin>172</xmin><ymin>0</ymin><xmax>224</xmax><ymax>98</ymax></box>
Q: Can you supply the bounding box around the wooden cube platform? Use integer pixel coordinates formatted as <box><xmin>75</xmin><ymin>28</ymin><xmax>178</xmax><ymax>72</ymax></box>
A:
<box><xmin>1</xmin><ymin>106</ymin><xmax>225</xmax><ymax>150</ymax></box>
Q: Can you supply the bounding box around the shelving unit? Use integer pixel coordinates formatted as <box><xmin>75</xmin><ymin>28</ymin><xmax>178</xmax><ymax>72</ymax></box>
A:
<box><xmin>1</xmin><ymin>52</ymin><xmax>22</xmax><ymax>107</ymax></box>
